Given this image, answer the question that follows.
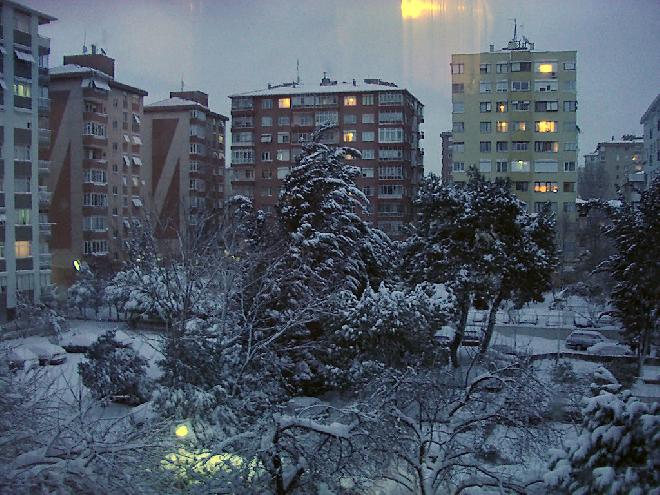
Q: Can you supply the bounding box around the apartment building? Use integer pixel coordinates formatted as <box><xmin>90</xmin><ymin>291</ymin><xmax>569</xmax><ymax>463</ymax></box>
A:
<box><xmin>143</xmin><ymin>90</ymin><xmax>227</xmax><ymax>239</ymax></box>
<box><xmin>640</xmin><ymin>93</ymin><xmax>660</xmax><ymax>184</ymax></box>
<box><xmin>580</xmin><ymin>140</ymin><xmax>643</xmax><ymax>201</ymax></box>
<box><xmin>440</xmin><ymin>130</ymin><xmax>453</xmax><ymax>184</ymax></box>
<box><xmin>450</xmin><ymin>37</ymin><xmax>578</xmax><ymax>260</ymax></box>
<box><xmin>48</xmin><ymin>50</ymin><xmax>147</xmax><ymax>286</ymax></box>
<box><xmin>0</xmin><ymin>1</ymin><xmax>55</xmax><ymax>320</ymax></box>
<box><xmin>229</xmin><ymin>75</ymin><xmax>425</xmax><ymax>236</ymax></box>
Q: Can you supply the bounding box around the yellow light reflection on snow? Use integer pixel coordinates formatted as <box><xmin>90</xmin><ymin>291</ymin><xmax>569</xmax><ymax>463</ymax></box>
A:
<box><xmin>401</xmin><ymin>0</ymin><xmax>440</xmax><ymax>19</ymax></box>
<box><xmin>175</xmin><ymin>424</ymin><xmax>190</xmax><ymax>438</ymax></box>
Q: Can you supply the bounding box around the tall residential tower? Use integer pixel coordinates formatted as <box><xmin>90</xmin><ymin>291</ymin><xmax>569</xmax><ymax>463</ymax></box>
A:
<box><xmin>450</xmin><ymin>35</ymin><xmax>578</xmax><ymax>260</ymax></box>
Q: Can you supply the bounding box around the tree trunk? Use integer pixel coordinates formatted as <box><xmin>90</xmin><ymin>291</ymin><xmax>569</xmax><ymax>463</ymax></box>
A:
<box><xmin>479</xmin><ymin>292</ymin><xmax>503</xmax><ymax>354</ymax></box>
<box><xmin>449</xmin><ymin>297</ymin><xmax>470</xmax><ymax>368</ymax></box>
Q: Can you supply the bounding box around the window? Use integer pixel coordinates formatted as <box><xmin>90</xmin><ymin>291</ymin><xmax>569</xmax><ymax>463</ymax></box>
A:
<box><xmin>234</xmin><ymin>116</ymin><xmax>253</xmax><ymax>128</ymax></box>
<box><xmin>14</xmin><ymin>145</ymin><xmax>31</xmax><ymax>161</ymax></box>
<box><xmin>563</xmin><ymin>182</ymin><xmax>575</xmax><ymax>193</ymax></box>
<box><xmin>564</xmin><ymin>142</ymin><xmax>578</xmax><ymax>151</ymax></box>
<box><xmin>233</xmin><ymin>131</ymin><xmax>253</xmax><ymax>143</ymax></box>
<box><xmin>496</xmin><ymin>63</ymin><xmax>509</xmax><ymax>73</ymax></box>
<box><xmin>563</xmin><ymin>202</ymin><xmax>576</xmax><ymax>213</ymax></box>
<box><xmin>362</xmin><ymin>94</ymin><xmax>374</xmax><ymax>105</ymax></box>
<box><xmin>564</xmin><ymin>161</ymin><xmax>576</xmax><ymax>172</ymax></box>
<box><xmin>496</xmin><ymin>121</ymin><xmax>509</xmax><ymax>133</ymax></box>
<box><xmin>14</xmin><ymin>177</ymin><xmax>31</xmax><ymax>193</ymax></box>
<box><xmin>379</xmin><ymin>111</ymin><xmax>403</xmax><ymax>123</ymax></box>
<box><xmin>479</xmin><ymin>63</ymin><xmax>492</xmax><ymax>74</ymax></box>
<box><xmin>452</xmin><ymin>83</ymin><xmax>465</xmax><ymax>94</ymax></box>
<box><xmin>534</xmin><ymin>202</ymin><xmax>557</xmax><ymax>213</ymax></box>
<box><xmin>496</xmin><ymin>160</ymin><xmax>508</xmax><ymax>172</ymax></box>
<box><xmin>479</xmin><ymin>81</ymin><xmax>492</xmax><ymax>93</ymax></box>
<box><xmin>379</xmin><ymin>165</ymin><xmax>404</xmax><ymax>179</ymax></box>
<box><xmin>83</xmin><ymin>192</ymin><xmax>107</xmax><ymax>207</ymax></box>
<box><xmin>496</xmin><ymin>80</ymin><xmax>508</xmax><ymax>92</ymax></box>
<box><xmin>453</xmin><ymin>142</ymin><xmax>465</xmax><ymax>153</ymax></box>
<box><xmin>480</xmin><ymin>141</ymin><xmax>491</xmax><ymax>152</ymax></box>
<box><xmin>277</xmin><ymin>132</ymin><xmax>290</xmax><ymax>144</ymax></box>
<box><xmin>453</xmin><ymin>122</ymin><xmax>465</xmax><ymax>133</ymax></box>
<box><xmin>479</xmin><ymin>159</ymin><xmax>491</xmax><ymax>173</ymax></box>
<box><xmin>378</xmin><ymin>147</ymin><xmax>404</xmax><ymax>160</ymax></box>
<box><xmin>512</xmin><ymin>141</ymin><xmax>529</xmax><ymax>151</ymax></box>
<box><xmin>379</xmin><ymin>184</ymin><xmax>404</xmax><ymax>197</ymax></box>
<box><xmin>343</xmin><ymin>114</ymin><xmax>357</xmax><ymax>124</ymax></box>
<box><xmin>496</xmin><ymin>141</ymin><xmax>508</xmax><ymax>152</ymax></box>
<box><xmin>261</xmin><ymin>151</ymin><xmax>272</xmax><ymax>162</ymax></box>
<box><xmin>231</xmin><ymin>149</ymin><xmax>254</xmax><ymax>164</ymax></box>
<box><xmin>83</xmin><ymin>122</ymin><xmax>106</xmax><ymax>137</ymax></box>
<box><xmin>361</xmin><ymin>167</ymin><xmax>374</xmax><ymax>178</ymax></box>
<box><xmin>453</xmin><ymin>102</ymin><xmax>465</xmax><ymax>113</ymax></box>
<box><xmin>563</xmin><ymin>100</ymin><xmax>577</xmax><ymax>112</ymax></box>
<box><xmin>261</xmin><ymin>116</ymin><xmax>273</xmax><ymax>127</ymax></box>
<box><xmin>362</xmin><ymin>131</ymin><xmax>375</xmax><ymax>142</ymax></box>
<box><xmin>496</xmin><ymin>101</ymin><xmax>508</xmax><ymax>113</ymax></box>
<box><xmin>16</xmin><ymin>209</ymin><xmax>31</xmax><ymax>225</ymax></box>
<box><xmin>535</xmin><ymin>121</ymin><xmax>558</xmax><ymax>133</ymax></box>
<box><xmin>535</xmin><ymin>62</ymin><xmax>558</xmax><ymax>74</ymax></box>
<box><xmin>535</xmin><ymin>80</ymin><xmax>558</xmax><ymax>92</ymax></box>
<box><xmin>511</xmin><ymin>80</ymin><xmax>530</xmax><ymax>92</ymax></box>
<box><xmin>315</xmin><ymin>111</ymin><xmax>338</xmax><ymax>125</ymax></box>
<box><xmin>361</xmin><ymin>149</ymin><xmax>375</xmax><ymax>159</ymax></box>
<box><xmin>276</xmin><ymin>149</ymin><xmax>290</xmax><ymax>161</ymax></box>
<box><xmin>83</xmin><ymin>240</ymin><xmax>108</xmax><ymax>255</ymax></box>
<box><xmin>515</xmin><ymin>181</ymin><xmax>529</xmax><ymax>191</ymax></box>
<box><xmin>451</xmin><ymin>63</ymin><xmax>464</xmax><ymax>74</ymax></box>
<box><xmin>343</xmin><ymin>130</ymin><xmax>357</xmax><ymax>142</ymax></box>
<box><xmin>14</xmin><ymin>12</ymin><xmax>31</xmax><ymax>33</ymax></box>
<box><xmin>534</xmin><ymin>182</ymin><xmax>559</xmax><ymax>193</ymax></box>
<box><xmin>362</xmin><ymin>113</ymin><xmax>375</xmax><ymax>124</ymax></box>
<box><xmin>378</xmin><ymin>127</ymin><xmax>403</xmax><ymax>143</ymax></box>
<box><xmin>513</xmin><ymin>121</ymin><xmax>527</xmax><ymax>131</ymax></box>
<box><xmin>510</xmin><ymin>61</ymin><xmax>531</xmax><ymax>72</ymax></box>
<box><xmin>535</xmin><ymin>101</ymin><xmax>559</xmax><ymax>112</ymax></box>
<box><xmin>261</xmin><ymin>99</ymin><xmax>273</xmax><ymax>109</ymax></box>
<box><xmin>480</xmin><ymin>122</ymin><xmax>492</xmax><ymax>133</ymax></box>
<box><xmin>511</xmin><ymin>100</ymin><xmax>530</xmax><ymax>111</ymax></box>
<box><xmin>480</xmin><ymin>102</ymin><xmax>492</xmax><ymax>113</ymax></box>
<box><xmin>510</xmin><ymin>160</ymin><xmax>530</xmax><ymax>172</ymax></box>
<box><xmin>563</xmin><ymin>121</ymin><xmax>577</xmax><ymax>132</ymax></box>
<box><xmin>378</xmin><ymin>203</ymin><xmax>404</xmax><ymax>217</ymax></box>
<box><xmin>278</xmin><ymin>98</ymin><xmax>291</xmax><ymax>109</ymax></box>
<box><xmin>563</xmin><ymin>61</ymin><xmax>576</xmax><ymax>71</ymax></box>
<box><xmin>563</xmin><ymin>80</ymin><xmax>576</xmax><ymax>91</ymax></box>
<box><xmin>278</xmin><ymin>116</ymin><xmax>290</xmax><ymax>126</ymax></box>
<box><xmin>277</xmin><ymin>167</ymin><xmax>290</xmax><ymax>179</ymax></box>
<box><xmin>343</xmin><ymin>96</ymin><xmax>357</xmax><ymax>106</ymax></box>
<box><xmin>534</xmin><ymin>160</ymin><xmax>559</xmax><ymax>172</ymax></box>
<box><xmin>534</xmin><ymin>141</ymin><xmax>559</xmax><ymax>153</ymax></box>
<box><xmin>190</xmin><ymin>143</ymin><xmax>205</xmax><ymax>155</ymax></box>
<box><xmin>453</xmin><ymin>161</ymin><xmax>465</xmax><ymax>172</ymax></box>
<box><xmin>84</xmin><ymin>169</ymin><xmax>107</xmax><ymax>184</ymax></box>
<box><xmin>15</xmin><ymin>241</ymin><xmax>31</xmax><ymax>258</ymax></box>
<box><xmin>378</xmin><ymin>92</ymin><xmax>403</xmax><ymax>105</ymax></box>
<box><xmin>83</xmin><ymin>216</ymin><xmax>107</xmax><ymax>232</ymax></box>
<box><xmin>260</xmin><ymin>133</ymin><xmax>272</xmax><ymax>143</ymax></box>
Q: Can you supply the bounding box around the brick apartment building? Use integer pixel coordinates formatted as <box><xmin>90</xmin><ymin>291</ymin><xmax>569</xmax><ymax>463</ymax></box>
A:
<box><xmin>0</xmin><ymin>0</ymin><xmax>55</xmax><ymax>319</ymax></box>
<box><xmin>229</xmin><ymin>75</ymin><xmax>424</xmax><ymax>236</ymax></box>
<box><xmin>47</xmin><ymin>50</ymin><xmax>147</xmax><ymax>285</ymax></box>
<box><xmin>143</xmin><ymin>90</ymin><xmax>227</xmax><ymax>239</ymax></box>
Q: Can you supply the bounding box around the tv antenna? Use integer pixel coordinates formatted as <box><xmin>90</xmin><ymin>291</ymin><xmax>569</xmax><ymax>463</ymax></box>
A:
<box><xmin>296</xmin><ymin>59</ymin><xmax>301</xmax><ymax>85</ymax></box>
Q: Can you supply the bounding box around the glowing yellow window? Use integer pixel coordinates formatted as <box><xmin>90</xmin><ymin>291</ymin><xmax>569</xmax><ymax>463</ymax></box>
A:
<box><xmin>516</xmin><ymin>121</ymin><xmax>527</xmax><ymax>131</ymax></box>
<box><xmin>343</xmin><ymin>130</ymin><xmax>357</xmax><ymax>142</ymax></box>
<box><xmin>496</xmin><ymin>121</ymin><xmax>509</xmax><ymax>133</ymax></box>
<box><xmin>278</xmin><ymin>98</ymin><xmax>290</xmax><ymax>109</ymax></box>
<box><xmin>15</xmin><ymin>241</ymin><xmax>31</xmax><ymax>258</ymax></box>
<box><xmin>538</xmin><ymin>63</ymin><xmax>554</xmax><ymax>73</ymax></box>
<box><xmin>536</xmin><ymin>121</ymin><xmax>557</xmax><ymax>133</ymax></box>
<box><xmin>344</xmin><ymin>96</ymin><xmax>357</xmax><ymax>106</ymax></box>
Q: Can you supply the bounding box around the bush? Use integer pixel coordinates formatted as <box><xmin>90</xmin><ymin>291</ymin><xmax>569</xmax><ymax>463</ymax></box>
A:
<box><xmin>79</xmin><ymin>330</ymin><xmax>152</xmax><ymax>404</ymax></box>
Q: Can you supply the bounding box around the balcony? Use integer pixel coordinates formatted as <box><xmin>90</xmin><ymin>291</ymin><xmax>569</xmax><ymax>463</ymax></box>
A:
<box><xmin>39</xmin><ymin>128</ymin><xmax>51</xmax><ymax>147</ymax></box>
<box><xmin>38</xmin><ymin>97</ymin><xmax>50</xmax><ymax>114</ymax></box>
<box><xmin>38</xmin><ymin>187</ymin><xmax>52</xmax><ymax>207</ymax></box>
<box><xmin>39</xmin><ymin>253</ymin><xmax>52</xmax><ymax>270</ymax></box>
<box><xmin>39</xmin><ymin>160</ymin><xmax>51</xmax><ymax>174</ymax></box>
<box><xmin>39</xmin><ymin>222</ymin><xmax>52</xmax><ymax>236</ymax></box>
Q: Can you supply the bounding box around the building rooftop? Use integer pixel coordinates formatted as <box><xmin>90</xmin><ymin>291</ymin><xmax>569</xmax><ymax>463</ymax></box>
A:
<box><xmin>640</xmin><ymin>93</ymin><xmax>660</xmax><ymax>124</ymax></box>
<box><xmin>5</xmin><ymin>0</ymin><xmax>56</xmax><ymax>24</ymax></box>
<box><xmin>145</xmin><ymin>96</ymin><xmax>228</xmax><ymax>120</ymax></box>
<box><xmin>49</xmin><ymin>64</ymin><xmax>111</xmax><ymax>78</ymax></box>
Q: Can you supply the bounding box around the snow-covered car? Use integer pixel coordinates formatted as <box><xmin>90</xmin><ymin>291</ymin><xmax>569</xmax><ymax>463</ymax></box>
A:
<box><xmin>24</xmin><ymin>342</ymin><xmax>68</xmax><ymax>365</ymax></box>
<box><xmin>434</xmin><ymin>326</ymin><xmax>454</xmax><ymax>347</ymax></box>
<box><xmin>586</xmin><ymin>341</ymin><xmax>633</xmax><ymax>356</ymax></box>
<box><xmin>59</xmin><ymin>330</ymin><xmax>134</xmax><ymax>353</ymax></box>
<box><xmin>462</xmin><ymin>326</ymin><xmax>482</xmax><ymax>346</ymax></box>
<box><xmin>565</xmin><ymin>330</ymin><xmax>607</xmax><ymax>351</ymax></box>
<box><xmin>2</xmin><ymin>347</ymin><xmax>40</xmax><ymax>371</ymax></box>
<box><xmin>518</xmin><ymin>313</ymin><xmax>538</xmax><ymax>325</ymax></box>
<box><xmin>573</xmin><ymin>314</ymin><xmax>595</xmax><ymax>328</ymax></box>
<box><xmin>472</xmin><ymin>311</ymin><xmax>487</xmax><ymax>323</ymax></box>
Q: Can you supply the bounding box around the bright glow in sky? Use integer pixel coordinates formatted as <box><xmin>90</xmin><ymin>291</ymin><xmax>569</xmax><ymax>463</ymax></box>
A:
<box><xmin>26</xmin><ymin>0</ymin><xmax>660</xmax><ymax>173</ymax></box>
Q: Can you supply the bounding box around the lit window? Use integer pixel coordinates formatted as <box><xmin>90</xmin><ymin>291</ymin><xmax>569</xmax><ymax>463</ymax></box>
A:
<box><xmin>496</xmin><ymin>121</ymin><xmax>509</xmax><ymax>133</ymax></box>
<box><xmin>15</xmin><ymin>241</ymin><xmax>31</xmax><ymax>258</ymax></box>
<box><xmin>536</xmin><ymin>63</ymin><xmax>557</xmax><ymax>73</ymax></box>
<box><xmin>535</xmin><ymin>121</ymin><xmax>557</xmax><ymax>133</ymax></box>
<box><xmin>278</xmin><ymin>98</ymin><xmax>290</xmax><ymax>109</ymax></box>
<box><xmin>513</xmin><ymin>121</ymin><xmax>527</xmax><ymax>131</ymax></box>
<box><xmin>344</xmin><ymin>96</ymin><xmax>357</xmax><ymax>106</ymax></box>
<box><xmin>534</xmin><ymin>181</ymin><xmax>559</xmax><ymax>193</ymax></box>
<box><xmin>496</xmin><ymin>101</ymin><xmax>508</xmax><ymax>113</ymax></box>
<box><xmin>343</xmin><ymin>130</ymin><xmax>357</xmax><ymax>142</ymax></box>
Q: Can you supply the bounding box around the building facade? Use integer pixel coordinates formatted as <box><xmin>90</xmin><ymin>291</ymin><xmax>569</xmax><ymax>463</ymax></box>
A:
<box><xmin>450</xmin><ymin>40</ymin><xmax>578</xmax><ymax>260</ymax></box>
<box><xmin>640</xmin><ymin>93</ymin><xmax>660</xmax><ymax>185</ymax></box>
<box><xmin>229</xmin><ymin>76</ymin><xmax>424</xmax><ymax>236</ymax></box>
<box><xmin>47</xmin><ymin>51</ymin><xmax>147</xmax><ymax>286</ymax></box>
<box><xmin>579</xmin><ymin>140</ymin><xmax>643</xmax><ymax>202</ymax></box>
<box><xmin>0</xmin><ymin>0</ymin><xmax>55</xmax><ymax>319</ymax></box>
<box><xmin>440</xmin><ymin>130</ymin><xmax>453</xmax><ymax>184</ymax></box>
<box><xmin>143</xmin><ymin>90</ymin><xmax>227</xmax><ymax>239</ymax></box>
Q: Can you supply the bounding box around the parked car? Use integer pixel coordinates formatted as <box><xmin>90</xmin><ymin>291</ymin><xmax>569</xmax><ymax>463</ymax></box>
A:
<box><xmin>472</xmin><ymin>311</ymin><xmax>487</xmax><ymax>323</ymax></box>
<box><xmin>518</xmin><ymin>313</ymin><xmax>538</xmax><ymax>325</ymax></box>
<box><xmin>565</xmin><ymin>330</ymin><xmax>607</xmax><ymax>351</ymax></box>
<box><xmin>462</xmin><ymin>326</ymin><xmax>482</xmax><ymax>346</ymax></box>
<box><xmin>587</xmin><ymin>341</ymin><xmax>633</xmax><ymax>356</ymax></box>
<box><xmin>2</xmin><ymin>346</ymin><xmax>40</xmax><ymax>371</ymax></box>
<box><xmin>24</xmin><ymin>342</ymin><xmax>68</xmax><ymax>365</ymax></box>
<box><xmin>59</xmin><ymin>330</ymin><xmax>134</xmax><ymax>353</ymax></box>
<box><xmin>573</xmin><ymin>314</ymin><xmax>595</xmax><ymax>328</ymax></box>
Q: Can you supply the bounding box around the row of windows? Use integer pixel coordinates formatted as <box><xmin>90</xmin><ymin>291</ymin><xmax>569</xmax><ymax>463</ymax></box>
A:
<box><xmin>452</xmin><ymin>141</ymin><xmax>577</xmax><ymax>153</ymax></box>
<box><xmin>234</xmin><ymin>93</ymin><xmax>406</xmax><ymax>111</ymax></box>
<box><xmin>453</xmin><ymin>100</ymin><xmax>577</xmax><ymax>113</ymax></box>
<box><xmin>453</xmin><ymin>160</ymin><xmax>576</xmax><ymax>173</ymax></box>
<box><xmin>452</xmin><ymin>79</ymin><xmax>576</xmax><ymax>95</ymax></box>
<box><xmin>451</xmin><ymin>61</ymin><xmax>576</xmax><ymax>75</ymax></box>
<box><xmin>0</xmin><ymin>241</ymin><xmax>33</xmax><ymax>259</ymax></box>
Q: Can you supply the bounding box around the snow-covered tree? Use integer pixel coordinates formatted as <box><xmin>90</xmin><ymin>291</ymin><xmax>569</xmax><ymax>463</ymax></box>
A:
<box><xmin>79</xmin><ymin>329</ymin><xmax>152</xmax><ymax>404</ymax></box>
<box><xmin>545</xmin><ymin>367</ymin><xmax>660</xmax><ymax>494</ymax></box>
<box><xmin>67</xmin><ymin>263</ymin><xmax>105</xmax><ymax>318</ymax></box>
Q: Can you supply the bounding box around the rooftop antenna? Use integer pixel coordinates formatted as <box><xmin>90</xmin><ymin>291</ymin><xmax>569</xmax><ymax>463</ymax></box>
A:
<box><xmin>180</xmin><ymin>75</ymin><xmax>184</xmax><ymax>92</ymax></box>
<box><xmin>512</xmin><ymin>18</ymin><xmax>518</xmax><ymax>42</ymax></box>
<box><xmin>82</xmin><ymin>31</ymin><xmax>87</xmax><ymax>54</ymax></box>
<box><xmin>296</xmin><ymin>58</ymin><xmax>300</xmax><ymax>85</ymax></box>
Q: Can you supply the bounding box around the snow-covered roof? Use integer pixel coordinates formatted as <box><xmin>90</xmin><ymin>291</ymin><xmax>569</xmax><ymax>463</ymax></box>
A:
<box><xmin>49</xmin><ymin>64</ymin><xmax>111</xmax><ymax>79</ymax></box>
<box><xmin>145</xmin><ymin>96</ymin><xmax>207</xmax><ymax>110</ymax></box>
<box><xmin>640</xmin><ymin>93</ymin><xmax>660</xmax><ymax>124</ymax></box>
<box><xmin>231</xmin><ymin>80</ymin><xmax>416</xmax><ymax>98</ymax></box>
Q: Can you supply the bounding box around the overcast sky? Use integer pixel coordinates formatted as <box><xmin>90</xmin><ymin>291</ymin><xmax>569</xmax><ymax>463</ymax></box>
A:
<box><xmin>28</xmin><ymin>0</ymin><xmax>660</xmax><ymax>173</ymax></box>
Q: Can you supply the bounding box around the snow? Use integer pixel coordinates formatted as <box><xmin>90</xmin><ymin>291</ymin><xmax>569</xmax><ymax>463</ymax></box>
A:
<box><xmin>145</xmin><ymin>96</ymin><xmax>208</xmax><ymax>109</ymax></box>
<box><xmin>230</xmin><ymin>79</ymin><xmax>413</xmax><ymax>97</ymax></box>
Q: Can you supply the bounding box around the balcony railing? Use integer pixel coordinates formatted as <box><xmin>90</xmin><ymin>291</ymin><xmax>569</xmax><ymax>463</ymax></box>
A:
<box><xmin>39</xmin><ymin>223</ymin><xmax>52</xmax><ymax>235</ymax></box>
<box><xmin>38</xmin><ymin>188</ymin><xmax>52</xmax><ymax>206</ymax></box>
<box><xmin>39</xmin><ymin>160</ymin><xmax>51</xmax><ymax>173</ymax></box>
<box><xmin>38</xmin><ymin>97</ymin><xmax>50</xmax><ymax>114</ymax></box>
<box><xmin>39</xmin><ymin>253</ymin><xmax>52</xmax><ymax>269</ymax></box>
<box><xmin>39</xmin><ymin>128</ymin><xmax>52</xmax><ymax>147</ymax></box>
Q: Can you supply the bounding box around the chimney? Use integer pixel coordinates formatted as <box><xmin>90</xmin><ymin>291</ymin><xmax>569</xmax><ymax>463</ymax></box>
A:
<box><xmin>91</xmin><ymin>44</ymin><xmax>97</xmax><ymax>55</ymax></box>
<box><xmin>352</xmin><ymin>78</ymin><xmax>356</xmax><ymax>86</ymax></box>
<box><xmin>320</xmin><ymin>72</ymin><xmax>331</xmax><ymax>86</ymax></box>
<box><xmin>489</xmin><ymin>43</ymin><xmax>494</xmax><ymax>52</ymax></box>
